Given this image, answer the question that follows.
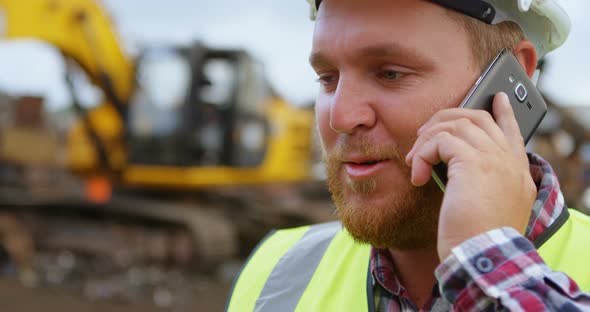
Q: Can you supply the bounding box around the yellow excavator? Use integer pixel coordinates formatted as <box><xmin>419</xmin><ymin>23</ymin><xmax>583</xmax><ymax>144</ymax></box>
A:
<box><xmin>0</xmin><ymin>0</ymin><xmax>314</xmax><ymax>186</ymax></box>
<box><xmin>0</xmin><ymin>0</ymin><xmax>323</xmax><ymax>266</ymax></box>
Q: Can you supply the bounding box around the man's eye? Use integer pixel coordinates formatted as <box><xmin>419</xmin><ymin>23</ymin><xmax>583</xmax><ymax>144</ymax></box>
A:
<box><xmin>380</xmin><ymin>70</ymin><xmax>400</xmax><ymax>80</ymax></box>
<box><xmin>316</xmin><ymin>74</ymin><xmax>337</xmax><ymax>87</ymax></box>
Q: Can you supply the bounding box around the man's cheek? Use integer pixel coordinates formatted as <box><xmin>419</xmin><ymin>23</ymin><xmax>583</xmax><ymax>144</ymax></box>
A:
<box><xmin>316</xmin><ymin>116</ymin><xmax>335</xmax><ymax>151</ymax></box>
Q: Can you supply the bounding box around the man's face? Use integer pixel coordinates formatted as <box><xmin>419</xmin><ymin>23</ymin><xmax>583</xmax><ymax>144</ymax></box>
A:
<box><xmin>311</xmin><ymin>0</ymin><xmax>480</xmax><ymax>249</ymax></box>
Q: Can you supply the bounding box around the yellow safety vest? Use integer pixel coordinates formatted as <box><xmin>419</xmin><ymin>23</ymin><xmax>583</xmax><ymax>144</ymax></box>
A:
<box><xmin>227</xmin><ymin>209</ymin><xmax>590</xmax><ymax>312</ymax></box>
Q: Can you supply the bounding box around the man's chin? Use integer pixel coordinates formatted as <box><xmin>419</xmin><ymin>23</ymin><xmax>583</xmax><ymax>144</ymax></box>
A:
<box><xmin>344</xmin><ymin>177</ymin><xmax>377</xmax><ymax>197</ymax></box>
<box><xmin>323</xmin><ymin>140</ymin><xmax>442</xmax><ymax>249</ymax></box>
<box><xmin>332</xmin><ymin>179</ymin><xmax>442</xmax><ymax>250</ymax></box>
<box><xmin>340</xmin><ymin>174</ymin><xmax>414</xmax><ymax>210</ymax></box>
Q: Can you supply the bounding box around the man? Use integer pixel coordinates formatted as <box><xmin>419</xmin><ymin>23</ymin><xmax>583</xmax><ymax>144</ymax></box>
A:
<box><xmin>227</xmin><ymin>0</ymin><xmax>590</xmax><ymax>311</ymax></box>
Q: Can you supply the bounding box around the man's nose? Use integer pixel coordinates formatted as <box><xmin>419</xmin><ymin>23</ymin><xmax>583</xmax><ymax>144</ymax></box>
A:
<box><xmin>329</xmin><ymin>78</ymin><xmax>377</xmax><ymax>134</ymax></box>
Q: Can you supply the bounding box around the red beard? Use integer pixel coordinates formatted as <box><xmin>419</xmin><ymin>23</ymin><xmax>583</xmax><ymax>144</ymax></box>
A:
<box><xmin>324</xmin><ymin>136</ymin><xmax>442</xmax><ymax>249</ymax></box>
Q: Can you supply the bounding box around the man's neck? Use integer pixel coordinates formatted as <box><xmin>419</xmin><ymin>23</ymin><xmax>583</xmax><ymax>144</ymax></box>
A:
<box><xmin>388</xmin><ymin>247</ymin><xmax>440</xmax><ymax>308</ymax></box>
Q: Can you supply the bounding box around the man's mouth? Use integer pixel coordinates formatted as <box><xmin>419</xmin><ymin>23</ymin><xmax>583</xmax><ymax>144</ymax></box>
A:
<box><xmin>343</xmin><ymin>159</ymin><xmax>388</xmax><ymax>178</ymax></box>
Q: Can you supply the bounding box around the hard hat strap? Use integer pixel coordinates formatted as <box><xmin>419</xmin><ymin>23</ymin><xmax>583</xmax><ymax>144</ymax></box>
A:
<box><xmin>313</xmin><ymin>0</ymin><xmax>497</xmax><ymax>24</ymax></box>
<box><xmin>429</xmin><ymin>0</ymin><xmax>496</xmax><ymax>24</ymax></box>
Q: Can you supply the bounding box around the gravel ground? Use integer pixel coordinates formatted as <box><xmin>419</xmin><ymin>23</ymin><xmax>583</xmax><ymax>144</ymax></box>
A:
<box><xmin>0</xmin><ymin>277</ymin><xmax>232</xmax><ymax>311</ymax></box>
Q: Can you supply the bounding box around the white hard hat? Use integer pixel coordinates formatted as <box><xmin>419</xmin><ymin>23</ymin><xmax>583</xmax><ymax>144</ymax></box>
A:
<box><xmin>306</xmin><ymin>0</ymin><xmax>571</xmax><ymax>60</ymax></box>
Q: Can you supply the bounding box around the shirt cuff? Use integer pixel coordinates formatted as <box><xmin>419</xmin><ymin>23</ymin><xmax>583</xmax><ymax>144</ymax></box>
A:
<box><xmin>435</xmin><ymin>227</ymin><xmax>549</xmax><ymax>305</ymax></box>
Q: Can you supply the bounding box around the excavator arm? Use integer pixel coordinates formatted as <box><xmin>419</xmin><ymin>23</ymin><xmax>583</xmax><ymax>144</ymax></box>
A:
<box><xmin>0</xmin><ymin>0</ymin><xmax>136</xmax><ymax>173</ymax></box>
<box><xmin>0</xmin><ymin>0</ymin><xmax>134</xmax><ymax>108</ymax></box>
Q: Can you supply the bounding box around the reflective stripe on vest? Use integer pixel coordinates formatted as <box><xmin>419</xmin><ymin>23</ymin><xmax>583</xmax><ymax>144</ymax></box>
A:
<box><xmin>537</xmin><ymin>209</ymin><xmax>590</xmax><ymax>290</ymax></box>
<box><xmin>228</xmin><ymin>209</ymin><xmax>590</xmax><ymax>312</ymax></box>
<box><xmin>226</xmin><ymin>225</ymin><xmax>310</xmax><ymax>311</ymax></box>
<box><xmin>255</xmin><ymin>222</ymin><xmax>341</xmax><ymax>311</ymax></box>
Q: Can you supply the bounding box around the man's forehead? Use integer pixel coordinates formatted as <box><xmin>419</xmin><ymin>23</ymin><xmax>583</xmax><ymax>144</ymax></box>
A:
<box><xmin>309</xmin><ymin>1</ymin><xmax>473</xmax><ymax>71</ymax></box>
<box><xmin>310</xmin><ymin>1</ymin><xmax>456</xmax><ymax>58</ymax></box>
<box><xmin>313</xmin><ymin>0</ymin><xmax>449</xmax><ymax>31</ymax></box>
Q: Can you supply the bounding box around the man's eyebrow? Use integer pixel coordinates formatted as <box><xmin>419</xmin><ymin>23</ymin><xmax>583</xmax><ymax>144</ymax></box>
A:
<box><xmin>309</xmin><ymin>52</ymin><xmax>332</xmax><ymax>70</ymax></box>
<box><xmin>356</xmin><ymin>43</ymin><xmax>432</xmax><ymax>66</ymax></box>
<box><xmin>309</xmin><ymin>43</ymin><xmax>433</xmax><ymax>70</ymax></box>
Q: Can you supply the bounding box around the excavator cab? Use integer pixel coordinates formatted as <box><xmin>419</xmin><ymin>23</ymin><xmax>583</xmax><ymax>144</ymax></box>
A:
<box><xmin>128</xmin><ymin>43</ymin><xmax>271</xmax><ymax>169</ymax></box>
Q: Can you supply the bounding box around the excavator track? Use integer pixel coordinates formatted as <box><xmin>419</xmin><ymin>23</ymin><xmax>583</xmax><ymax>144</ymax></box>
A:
<box><xmin>0</xmin><ymin>188</ymin><xmax>238</xmax><ymax>269</ymax></box>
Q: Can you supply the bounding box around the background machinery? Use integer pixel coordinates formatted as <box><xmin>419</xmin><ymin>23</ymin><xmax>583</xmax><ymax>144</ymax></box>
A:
<box><xmin>0</xmin><ymin>0</ymin><xmax>330</xmax><ymax>295</ymax></box>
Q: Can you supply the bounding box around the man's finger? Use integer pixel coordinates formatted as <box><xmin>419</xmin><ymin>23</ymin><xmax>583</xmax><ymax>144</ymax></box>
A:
<box><xmin>406</xmin><ymin>118</ymin><xmax>497</xmax><ymax>166</ymax></box>
<box><xmin>493</xmin><ymin>92</ymin><xmax>524</xmax><ymax>149</ymax></box>
<box><xmin>418</xmin><ymin>108</ymin><xmax>505</xmax><ymax>145</ymax></box>
<box><xmin>411</xmin><ymin>132</ymin><xmax>475</xmax><ymax>186</ymax></box>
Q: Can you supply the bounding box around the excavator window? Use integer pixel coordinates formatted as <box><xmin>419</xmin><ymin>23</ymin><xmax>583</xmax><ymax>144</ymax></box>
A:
<box><xmin>127</xmin><ymin>45</ymin><xmax>270</xmax><ymax>169</ymax></box>
<box><xmin>130</xmin><ymin>49</ymin><xmax>190</xmax><ymax>137</ymax></box>
<box><xmin>200</xmin><ymin>60</ymin><xmax>235</xmax><ymax>108</ymax></box>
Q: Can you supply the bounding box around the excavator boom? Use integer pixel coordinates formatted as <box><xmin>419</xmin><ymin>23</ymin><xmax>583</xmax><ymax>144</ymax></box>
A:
<box><xmin>0</xmin><ymin>0</ymin><xmax>134</xmax><ymax>105</ymax></box>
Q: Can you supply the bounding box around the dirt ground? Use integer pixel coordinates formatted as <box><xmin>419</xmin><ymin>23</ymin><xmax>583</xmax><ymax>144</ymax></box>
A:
<box><xmin>0</xmin><ymin>277</ymin><xmax>232</xmax><ymax>311</ymax></box>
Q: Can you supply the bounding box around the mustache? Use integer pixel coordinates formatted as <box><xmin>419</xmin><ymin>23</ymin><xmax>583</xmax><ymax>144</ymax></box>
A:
<box><xmin>323</xmin><ymin>137</ymin><xmax>407</xmax><ymax>164</ymax></box>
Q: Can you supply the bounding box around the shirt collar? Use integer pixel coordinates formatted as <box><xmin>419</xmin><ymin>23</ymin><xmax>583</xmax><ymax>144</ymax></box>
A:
<box><xmin>524</xmin><ymin>153</ymin><xmax>567</xmax><ymax>242</ymax></box>
<box><xmin>371</xmin><ymin>247</ymin><xmax>403</xmax><ymax>296</ymax></box>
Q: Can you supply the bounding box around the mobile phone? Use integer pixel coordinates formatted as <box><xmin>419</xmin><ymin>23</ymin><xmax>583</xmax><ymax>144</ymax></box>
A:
<box><xmin>431</xmin><ymin>49</ymin><xmax>547</xmax><ymax>191</ymax></box>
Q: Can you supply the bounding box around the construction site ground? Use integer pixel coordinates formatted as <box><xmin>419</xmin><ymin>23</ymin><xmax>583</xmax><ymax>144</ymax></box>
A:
<box><xmin>0</xmin><ymin>183</ymin><xmax>334</xmax><ymax>311</ymax></box>
<box><xmin>0</xmin><ymin>277</ymin><xmax>232</xmax><ymax>311</ymax></box>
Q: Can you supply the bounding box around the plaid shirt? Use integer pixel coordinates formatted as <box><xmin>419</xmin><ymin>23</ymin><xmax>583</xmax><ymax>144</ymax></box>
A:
<box><xmin>371</xmin><ymin>153</ymin><xmax>590</xmax><ymax>311</ymax></box>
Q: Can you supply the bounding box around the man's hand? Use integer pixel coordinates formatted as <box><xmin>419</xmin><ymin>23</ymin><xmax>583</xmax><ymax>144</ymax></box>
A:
<box><xmin>405</xmin><ymin>92</ymin><xmax>537</xmax><ymax>261</ymax></box>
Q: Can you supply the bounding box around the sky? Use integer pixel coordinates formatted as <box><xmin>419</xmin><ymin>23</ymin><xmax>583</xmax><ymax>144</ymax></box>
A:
<box><xmin>0</xmin><ymin>0</ymin><xmax>588</xmax><ymax>110</ymax></box>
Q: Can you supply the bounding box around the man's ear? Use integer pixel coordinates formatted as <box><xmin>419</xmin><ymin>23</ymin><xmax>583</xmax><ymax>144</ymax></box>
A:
<box><xmin>512</xmin><ymin>40</ymin><xmax>537</xmax><ymax>79</ymax></box>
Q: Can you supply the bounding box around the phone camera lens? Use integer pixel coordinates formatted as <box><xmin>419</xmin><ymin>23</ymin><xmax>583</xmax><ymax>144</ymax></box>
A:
<box><xmin>515</xmin><ymin>83</ymin><xmax>527</xmax><ymax>102</ymax></box>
